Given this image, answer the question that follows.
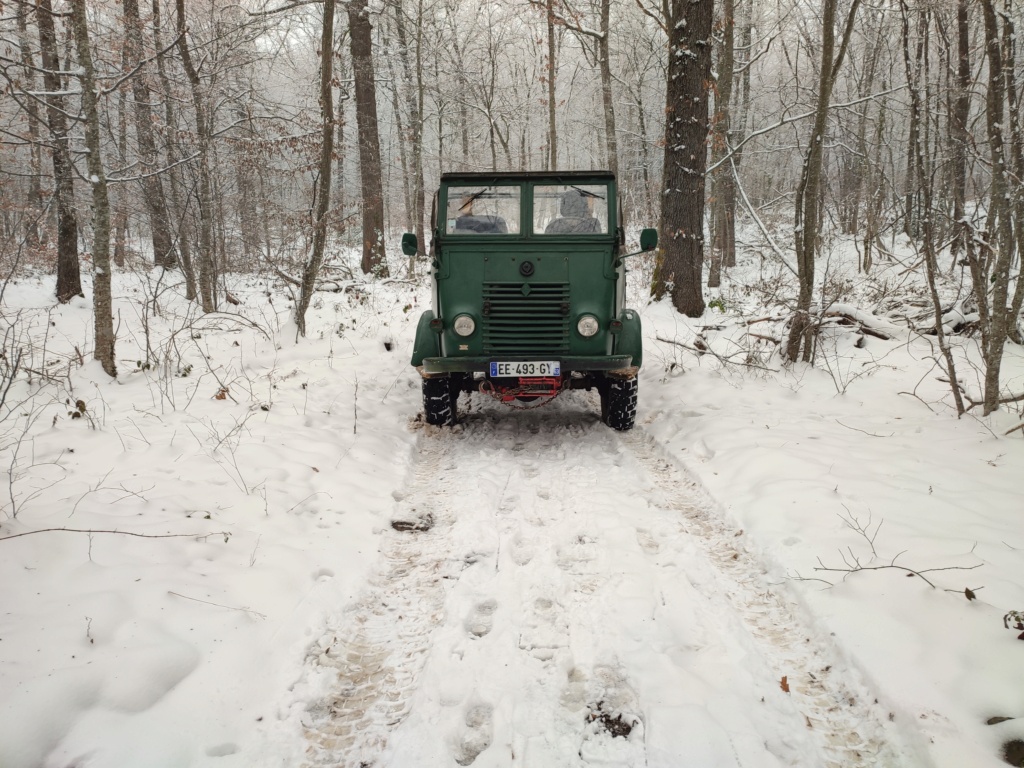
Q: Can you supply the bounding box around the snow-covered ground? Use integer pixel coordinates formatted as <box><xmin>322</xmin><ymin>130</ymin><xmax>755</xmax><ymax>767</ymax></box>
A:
<box><xmin>1</xmin><ymin>240</ymin><xmax>1022</xmax><ymax>768</ymax></box>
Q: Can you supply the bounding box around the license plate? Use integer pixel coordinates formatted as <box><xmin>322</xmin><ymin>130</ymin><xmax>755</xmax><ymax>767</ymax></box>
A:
<box><xmin>490</xmin><ymin>360</ymin><xmax>561</xmax><ymax>377</ymax></box>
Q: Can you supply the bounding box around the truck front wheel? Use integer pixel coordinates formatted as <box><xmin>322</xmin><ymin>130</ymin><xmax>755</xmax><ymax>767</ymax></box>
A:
<box><xmin>422</xmin><ymin>376</ymin><xmax>456</xmax><ymax>426</ymax></box>
<box><xmin>601</xmin><ymin>376</ymin><xmax>637</xmax><ymax>431</ymax></box>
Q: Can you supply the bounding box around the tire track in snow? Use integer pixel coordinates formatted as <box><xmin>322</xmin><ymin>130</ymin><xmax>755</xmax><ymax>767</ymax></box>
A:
<box><xmin>302</xmin><ymin>430</ymin><xmax>464</xmax><ymax>767</ymax></box>
<box><xmin>301</xmin><ymin>394</ymin><xmax>912</xmax><ymax>767</ymax></box>
<box><xmin>620</xmin><ymin>426</ymin><xmax>907</xmax><ymax>768</ymax></box>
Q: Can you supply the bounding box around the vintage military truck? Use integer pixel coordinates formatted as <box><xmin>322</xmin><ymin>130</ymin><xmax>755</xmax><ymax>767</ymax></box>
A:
<box><xmin>403</xmin><ymin>171</ymin><xmax>656</xmax><ymax>431</ymax></box>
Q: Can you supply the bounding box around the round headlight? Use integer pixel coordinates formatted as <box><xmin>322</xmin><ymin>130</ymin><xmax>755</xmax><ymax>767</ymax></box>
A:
<box><xmin>576</xmin><ymin>315</ymin><xmax>600</xmax><ymax>337</ymax></box>
<box><xmin>453</xmin><ymin>314</ymin><xmax>476</xmax><ymax>337</ymax></box>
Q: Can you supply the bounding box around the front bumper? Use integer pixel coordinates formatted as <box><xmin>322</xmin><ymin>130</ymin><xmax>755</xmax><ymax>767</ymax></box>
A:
<box><xmin>420</xmin><ymin>354</ymin><xmax>634</xmax><ymax>375</ymax></box>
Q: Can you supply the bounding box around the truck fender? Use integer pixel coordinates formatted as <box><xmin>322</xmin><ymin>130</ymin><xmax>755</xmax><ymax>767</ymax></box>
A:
<box><xmin>411</xmin><ymin>311</ymin><xmax>440</xmax><ymax>367</ymax></box>
<box><xmin>614</xmin><ymin>309</ymin><xmax>643</xmax><ymax>369</ymax></box>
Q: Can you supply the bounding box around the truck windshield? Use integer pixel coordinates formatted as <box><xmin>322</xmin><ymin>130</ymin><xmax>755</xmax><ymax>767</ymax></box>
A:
<box><xmin>445</xmin><ymin>185</ymin><xmax>521</xmax><ymax>235</ymax></box>
<box><xmin>533</xmin><ymin>184</ymin><xmax>609</xmax><ymax>235</ymax></box>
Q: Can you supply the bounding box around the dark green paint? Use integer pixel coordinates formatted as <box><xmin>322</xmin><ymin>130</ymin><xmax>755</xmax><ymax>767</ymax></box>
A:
<box><xmin>409</xmin><ymin>171</ymin><xmax>643</xmax><ymax>376</ymax></box>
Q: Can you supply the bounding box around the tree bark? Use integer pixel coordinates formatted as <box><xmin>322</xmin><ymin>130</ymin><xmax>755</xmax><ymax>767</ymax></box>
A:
<box><xmin>36</xmin><ymin>0</ymin><xmax>82</xmax><ymax>303</ymax></box>
<box><xmin>348</xmin><ymin>0</ymin><xmax>389</xmax><ymax>276</ymax></box>
<box><xmin>296</xmin><ymin>0</ymin><xmax>336</xmax><ymax>338</ymax></box>
<box><xmin>973</xmin><ymin>0</ymin><xmax>1024</xmax><ymax>414</ymax></box>
<box><xmin>900</xmin><ymin>1</ymin><xmax>965</xmax><ymax>415</ymax></box>
<box><xmin>652</xmin><ymin>0</ymin><xmax>713</xmax><ymax>317</ymax></box>
<box><xmin>546</xmin><ymin>0</ymin><xmax>557</xmax><ymax>170</ymax></box>
<box><xmin>16</xmin><ymin>4</ymin><xmax>44</xmax><ymax>249</ymax></box>
<box><xmin>709</xmin><ymin>0</ymin><xmax>736</xmax><ymax>289</ymax></box>
<box><xmin>949</xmin><ymin>0</ymin><xmax>970</xmax><ymax>258</ymax></box>
<box><xmin>175</xmin><ymin>0</ymin><xmax>218</xmax><ymax>310</ymax></box>
<box><xmin>122</xmin><ymin>0</ymin><xmax>177</xmax><ymax>269</ymax></box>
<box><xmin>152</xmin><ymin>0</ymin><xmax>197</xmax><ymax>299</ymax></box>
<box><xmin>786</xmin><ymin>0</ymin><xmax>861</xmax><ymax>362</ymax></box>
<box><xmin>69</xmin><ymin>0</ymin><xmax>116</xmax><ymax>377</ymax></box>
<box><xmin>598</xmin><ymin>0</ymin><xmax>618</xmax><ymax>179</ymax></box>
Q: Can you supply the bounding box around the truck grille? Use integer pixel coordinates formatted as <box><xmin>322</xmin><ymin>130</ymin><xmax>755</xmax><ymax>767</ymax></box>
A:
<box><xmin>482</xmin><ymin>282</ymin><xmax>570</xmax><ymax>355</ymax></box>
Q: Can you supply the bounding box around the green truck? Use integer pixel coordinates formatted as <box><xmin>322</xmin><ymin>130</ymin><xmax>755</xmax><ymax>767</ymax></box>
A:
<box><xmin>404</xmin><ymin>170</ymin><xmax>656</xmax><ymax>431</ymax></box>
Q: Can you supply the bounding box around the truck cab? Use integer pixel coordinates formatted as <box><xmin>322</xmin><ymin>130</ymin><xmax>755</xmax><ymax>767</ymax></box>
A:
<box><xmin>404</xmin><ymin>170</ymin><xmax>656</xmax><ymax>430</ymax></box>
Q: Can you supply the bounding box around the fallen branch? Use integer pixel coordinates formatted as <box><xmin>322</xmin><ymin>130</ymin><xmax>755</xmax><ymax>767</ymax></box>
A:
<box><xmin>822</xmin><ymin>306</ymin><xmax>893</xmax><ymax>340</ymax></box>
<box><xmin>167</xmin><ymin>590</ymin><xmax>265</xmax><ymax>619</ymax></box>
<box><xmin>812</xmin><ymin>556</ymin><xmax>982</xmax><ymax>588</ymax></box>
<box><xmin>964</xmin><ymin>391</ymin><xmax>1024</xmax><ymax>413</ymax></box>
<box><xmin>0</xmin><ymin>527</ymin><xmax>230</xmax><ymax>543</ymax></box>
<box><xmin>835</xmin><ymin>419</ymin><xmax>893</xmax><ymax>438</ymax></box>
<box><xmin>655</xmin><ymin>335</ymin><xmax>779</xmax><ymax>372</ymax></box>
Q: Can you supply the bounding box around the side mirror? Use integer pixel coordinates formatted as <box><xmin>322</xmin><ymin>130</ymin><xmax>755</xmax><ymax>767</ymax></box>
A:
<box><xmin>640</xmin><ymin>228</ymin><xmax>658</xmax><ymax>252</ymax></box>
<box><xmin>401</xmin><ymin>232</ymin><xmax>418</xmax><ymax>257</ymax></box>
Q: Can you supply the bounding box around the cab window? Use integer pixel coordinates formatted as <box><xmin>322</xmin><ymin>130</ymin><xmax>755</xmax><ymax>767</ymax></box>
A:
<box><xmin>444</xmin><ymin>185</ymin><xmax>521</xmax><ymax>235</ymax></box>
<box><xmin>533</xmin><ymin>184</ymin><xmax>609</xmax><ymax>235</ymax></box>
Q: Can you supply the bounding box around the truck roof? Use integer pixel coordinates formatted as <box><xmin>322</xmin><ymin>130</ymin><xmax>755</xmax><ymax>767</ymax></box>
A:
<box><xmin>439</xmin><ymin>170</ymin><xmax>615</xmax><ymax>183</ymax></box>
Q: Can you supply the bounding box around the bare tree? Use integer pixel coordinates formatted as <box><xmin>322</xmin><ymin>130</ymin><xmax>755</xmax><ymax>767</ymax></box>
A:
<box><xmin>15</xmin><ymin>4</ymin><xmax>43</xmax><ymax>249</ymax></box>
<box><xmin>295</xmin><ymin>0</ymin><xmax>336</xmax><ymax>337</ymax></box>
<box><xmin>968</xmin><ymin>0</ymin><xmax>1024</xmax><ymax>414</ymax></box>
<box><xmin>68</xmin><ymin>0</ymin><xmax>115</xmax><ymax>376</ymax></box>
<box><xmin>35</xmin><ymin>0</ymin><xmax>82</xmax><ymax>303</ymax></box>
<box><xmin>709</xmin><ymin>0</ymin><xmax>736</xmax><ymax>289</ymax></box>
<box><xmin>151</xmin><ymin>0</ymin><xmax>197</xmax><ymax>299</ymax></box>
<box><xmin>786</xmin><ymin>0</ymin><xmax>861</xmax><ymax>362</ymax></box>
<box><xmin>900</xmin><ymin>0</ymin><xmax>965</xmax><ymax>415</ymax></box>
<box><xmin>123</xmin><ymin>0</ymin><xmax>177</xmax><ymax>269</ymax></box>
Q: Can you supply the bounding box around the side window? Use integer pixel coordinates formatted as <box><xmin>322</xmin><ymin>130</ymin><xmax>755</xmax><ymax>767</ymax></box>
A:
<box><xmin>444</xmin><ymin>185</ymin><xmax>521</xmax><ymax>235</ymax></box>
<box><xmin>533</xmin><ymin>184</ymin><xmax>609</xmax><ymax>235</ymax></box>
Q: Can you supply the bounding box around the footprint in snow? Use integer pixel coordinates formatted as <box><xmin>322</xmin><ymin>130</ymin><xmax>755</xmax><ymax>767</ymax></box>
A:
<box><xmin>509</xmin><ymin>534</ymin><xmax>535</xmax><ymax>566</ymax></box>
<box><xmin>465</xmin><ymin>599</ymin><xmax>497</xmax><ymax>638</ymax></box>
<box><xmin>451</xmin><ymin>702</ymin><xmax>493</xmax><ymax>765</ymax></box>
<box><xmin>635</xmin><ymin>529</ymin><xmax>660</xmax><ymax>555</ymax></box>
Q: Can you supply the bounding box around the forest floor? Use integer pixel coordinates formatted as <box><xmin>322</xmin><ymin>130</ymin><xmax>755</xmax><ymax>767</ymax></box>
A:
<box><xmin>1</xmin><ymin>232</ymin><xmax>1023</xmax><ymax>768</ymax></box>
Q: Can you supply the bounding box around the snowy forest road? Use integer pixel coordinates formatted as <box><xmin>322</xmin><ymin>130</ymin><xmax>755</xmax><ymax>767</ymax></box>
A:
<box><xmin>300</xmin><ymin>394</ymin><xmax>910</xmax><ymax>768</ymax></box>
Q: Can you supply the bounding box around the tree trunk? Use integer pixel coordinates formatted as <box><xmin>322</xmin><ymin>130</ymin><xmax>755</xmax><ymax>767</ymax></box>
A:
<box><xmin>69</xmin><ymin>0</ymin><xmax>115</xmax><ymax>377</ymax></box>
<box><xmin>296</xmin><ymin>0</ymin><xmax>336</xmax><ymax>338</ymax></box>
<box><xmin>786</xmin><ymin>0</ymin><xmax>862</xmax><ymax>362</ymax></box>
<box><xmin>36</xmin><ymin>0</ymin><xmax>82</xmax><ymax>303</ymax></box>
<box><xmin>16</xmin><ymin>4</ymin><xmax>44</xmax><ymax>249</ymax></box>
<box><xmin>652</xmin><ymin>0</ymin><xmax>713</xmax><ymax>317</ymax></box>
<box><xmin>123</xmin><ymin>0</ymin><xmax>177</xmax><ymax>268</ymax></box>
<box><xmin>176</xmin><ymin>0</ymin><xmax>217</xmax><ymax>310</ymax></box>
<box><xmin>598</xmin><ymin>0</ymin><xmax>618</xmax><ymax>179</ymax></box>
<box><xmin>710</xmin><ymin>0</ymin><xmax>736</xmax><ymax>289</ymax></box>
<box><xmin>113</xmin><ymin>77</ymin><xmax>128</xmax><ymax>269</ymax></box>
<box><xmin>900</xmin><ymin>1</ymin><xmax>965</xmax><ymax>415</ymax></box>
<box><xmin>335</xmin><ymin>34</ymin><xmax>350</xmax><ymax>229</ymax></box>
<box><xmin>348</xmin><ymin>0</ymin><xmax>389</xmax><ymax>276</ymax></box>
<box><xmin>384</xmin><ymin>49</ymin><xmax>413</xmax><ymax>233</ymax></box>
<box><xmin>546</xmin><ymin>0</ymin><xmax>557</xmax><ymax>170</ymax></box>
<box><xmin>152</xmin><ymin>0</ymin><xmax>197</xmax><ymax>299</ymax></box>
<box><xmin>973</xmin><ymin>0</ymin><xmax>1024</xmax><ymax>414</ymax></box>
<box><xmin>392</xmin><ymin>0</ymin><xmax>426</xmax><ymax>274</ymax></box>
<box><xmin>949</xmin><ymin>0</ymin><xmax>970</xmax><ymax>258</ymax></box>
